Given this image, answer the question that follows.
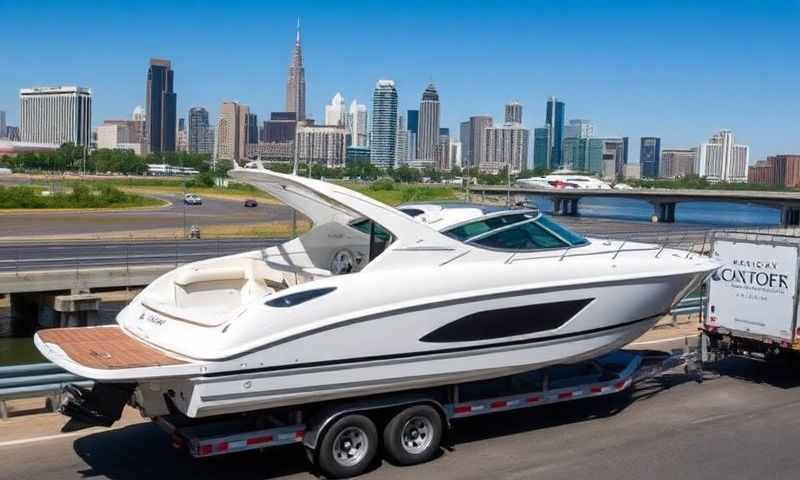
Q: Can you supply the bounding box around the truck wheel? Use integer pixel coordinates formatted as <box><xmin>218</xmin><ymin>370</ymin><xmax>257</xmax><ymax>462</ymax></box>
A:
<box><xmin>316</xmin><ymin>414</ymin><xmax>378</xmax><ymax>478</ymax></box>
<box><xmin>383</xmin><ymin>405</ymin><xmax>443</xmax><ymax>466</ymax></box>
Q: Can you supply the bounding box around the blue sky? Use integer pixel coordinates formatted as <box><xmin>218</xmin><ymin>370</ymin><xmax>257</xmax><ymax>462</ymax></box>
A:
<box><xmin>1</xmin><ymin>0</ymin><xmax>798</xmax><ymax>162</ymax></box>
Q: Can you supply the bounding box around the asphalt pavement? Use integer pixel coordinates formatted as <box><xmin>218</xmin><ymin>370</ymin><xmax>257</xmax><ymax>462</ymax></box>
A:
<box><xmin>2</xmin><ymin>337</ymin><xmax>800</xmax><ymax>480</ymax></box>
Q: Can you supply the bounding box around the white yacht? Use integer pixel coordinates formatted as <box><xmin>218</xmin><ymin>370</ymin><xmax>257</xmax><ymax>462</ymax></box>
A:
<box><xmin>516</xmin><ymin>171</ymin><xmax>613</xmax><ymax>190</ymax></box>
<box><xmin>35</xmin><ymin>167</ymin><xmax>717</xmax><ymax>428</ymax></box>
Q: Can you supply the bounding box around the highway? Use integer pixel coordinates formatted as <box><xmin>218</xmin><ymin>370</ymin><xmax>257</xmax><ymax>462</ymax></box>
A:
<box><xmin>2</xmin><ymin>336</ymin><xmax>800</xmax><ymax>479</ymax></box>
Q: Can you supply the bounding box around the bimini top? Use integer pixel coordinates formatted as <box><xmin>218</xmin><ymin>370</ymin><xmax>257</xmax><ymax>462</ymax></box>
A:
<box><xmin>228</xmin><ymin>165</ymin><xmax>463</xmax><ymax>251</ymax></box>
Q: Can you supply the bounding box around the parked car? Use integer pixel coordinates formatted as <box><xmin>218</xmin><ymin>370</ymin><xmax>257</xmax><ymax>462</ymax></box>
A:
<box><xmin>244</xmin><ymin>199</ymin><xmax>258</xmax><ymax>208</ymax></box>
<box><xmin>183</xmin><ymin>193</ymin><xmax>202</xmax><ymax>205</ymax></box>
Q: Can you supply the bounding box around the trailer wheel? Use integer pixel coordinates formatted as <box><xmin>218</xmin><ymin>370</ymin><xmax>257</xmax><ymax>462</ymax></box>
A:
<box><xmin>382</xmin><ymin>405</ymin><xmax>443</xmax><ymax>466</ymax></box>
<box><xmin>316</xmin><ymin>414</ymin><xmax>378</xmax><ymax>479</ymax></box>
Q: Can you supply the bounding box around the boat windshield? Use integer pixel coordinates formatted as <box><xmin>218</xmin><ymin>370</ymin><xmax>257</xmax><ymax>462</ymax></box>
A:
<box><xmin>443</xmin><ymin>213</ymin><xmax>588</xmax><ymax>251</ymax></box>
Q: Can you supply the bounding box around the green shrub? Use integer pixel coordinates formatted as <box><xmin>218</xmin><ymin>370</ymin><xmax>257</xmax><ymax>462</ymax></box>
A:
<box><xmin>369</xmin><ymin>178</ymin><xmax>396</xmax><ymax>191</ymax></box>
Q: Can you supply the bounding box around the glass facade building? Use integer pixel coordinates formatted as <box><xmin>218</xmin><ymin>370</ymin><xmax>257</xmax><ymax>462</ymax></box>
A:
<box><xmin>639</xmin><ymin>137</ymin><xmax>661</xmax><ymax>178</ymax></box>
<box><xmin>146</xmin><ymin>58</ymin><xmax>177</xmax><ymax>153</ymax></box>
<box><xmin>545</xmin><ymin>97</ymin><xmax>565</xmax><ymax>168</ymax></box>
<box><xmin>370</xmin><ymin>80</ymin><xmax>398</xmax><ymax>168</ymax></box>
<box><xmin>533</xmin><ymin>126</ymin><xmax>549</xmax><ymax>170</ymax></box>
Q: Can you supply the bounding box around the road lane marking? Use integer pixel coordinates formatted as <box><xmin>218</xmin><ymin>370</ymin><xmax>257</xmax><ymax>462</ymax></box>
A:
<box><xmin>630</xmin><ymin>335</ymin><xmax>693</xmax><ymax>346</ymax></box>
<box><xmin>0</xmin><ymin>431</ymin><xmax>93</xmax><ymax>448</ymax></box>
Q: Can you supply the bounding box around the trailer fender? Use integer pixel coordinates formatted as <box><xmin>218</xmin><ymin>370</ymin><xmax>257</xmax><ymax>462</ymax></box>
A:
<box><xmin>302</xmin><ymin>394</ymin><xmax>449</xmax><ymax>450</ymax></box>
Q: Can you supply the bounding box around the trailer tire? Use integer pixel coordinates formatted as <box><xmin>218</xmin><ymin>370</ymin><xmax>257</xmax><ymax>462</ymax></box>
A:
<box><xmin>382</xmin><ymin>405</ymin><xmax>443</xmax><ymax>466</ymax></box>
<box><xmin>316</xmin><ymin>414</ymin><xmax>377</xmax><ymax>479</ymax></box>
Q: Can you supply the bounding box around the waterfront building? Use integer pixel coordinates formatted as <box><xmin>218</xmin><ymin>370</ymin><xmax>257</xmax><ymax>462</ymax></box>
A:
<box><xmin>369</xmin><ymin>80</ymin><xmax>398</xmax><ymax>168</ymax></box>
<box><xmin>325</xmin><ymin>93</ymin><xmax>347</xmax><ymax>127</ymax></box>
<box><xmin>296</xmin><ymin>124</ymin><xmax>347</xmax><ymax>167</ymax></box>
<box><xmin>346</xmin><ymin>146</ymin><xmax>371</xmax><ymax>166</ymax></box>
<box><xmin>145</xmin><ymin>58</ymin><xmax>177</xmax><ymax>153</ymax></box>
<box><xmin>533</xmin><ymin>126</ymin><xmax>549</xmax><ymax>170</ymax></box>
<box><xmin>349</xmin><ymin>100</ymin><xmax>368</xmax><ymax>146</ymax></box>
<box><xmin>216</xmin><ymin>101</ymin><xmax>250</xmax><ymax>161</ymax></box>
<box><xmin>696</xmin><ymin>129</ymin><xmax>749</xmax><ymax>182</ymax></box>
<box><xmin>639</xmin><ymin>137</ymin><xmax>661</xmax><ymax>178</ymax></box>
<box><xmin>586</xmin><ymin>137</ymin><xmax>627</xmax><ymax>177</ymax></box>
<box><xmin>748</xmin><ymin>154</ymin><xmax>800</xmax><ymax>187</ymax></box>
<box><xmin>20</xmin><ymin>86</ymin><xmax>92</xmax><ymax>146</ymax></box>
<box><xmin>545</xmin><ymin>96</ymin><xmax>565</xmax><ymax>168</ymax></box>
<box><xmin>564</xmin><ymin>119</ymin><xmax>593</xmax><ymax>139</ymax></box>
<box><xmin>286</xmin><ymin>20</ymin><xmax>306</xmax><ymax>120</ymax></box>
<box><xmin>482</xmin><ymin>123</ymin><xmax>529</xmax><ymax>174</ymax></box>
<box><xmin>417</xmin><ymin>84</ymin><xmax>440</xmax><ymax>164</ymax></box>
<box><xmin>562</xmin><ymin>137</ymin><xmax>589</xmax><ymax>171</ymax></box>
<box><xmin>469</xmin><ymin>115</ymin><xmax>493</xmax><ymax>167</ymax></box>
<box><xmin>505</xmin><ymin>101</ymin><xmax>523</xmax><ymax>124</ymax></box>
<box><xmin>659</xmin><ymin>148</ymin><xmax>696</xmax><ymax>178</ymax></box>
<box><xmin>623</xmin><ymin>163</ymin><xmax>641</xmax><ymax>179</ymax></box>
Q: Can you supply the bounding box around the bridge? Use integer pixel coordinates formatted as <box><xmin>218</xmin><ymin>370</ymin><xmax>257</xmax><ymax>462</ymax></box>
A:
<box><xmin>471</xmin><ymin>185</ymin><xmax>800</xmax><ymax>225</ymax></box>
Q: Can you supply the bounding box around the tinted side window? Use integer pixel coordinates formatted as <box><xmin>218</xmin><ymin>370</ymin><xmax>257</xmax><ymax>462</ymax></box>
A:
<box><xmin>444</xmin><ymin>214</ymin><xmax>529</xmax><ymax>241</ymax></box>
<box><xmin>474</xmin><ymin>222</ymin><xmax>567</xmax><ymax>250</ymax></box>
<box><xmin>536</xmin><ymin>215</ymin><xmax>588</xmax><ymax>246</ymax></box>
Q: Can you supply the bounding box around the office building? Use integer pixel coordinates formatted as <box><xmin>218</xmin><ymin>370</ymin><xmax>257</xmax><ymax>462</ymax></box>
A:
<box><xmin>587</xmin><ymin>138</ymin><xmax>604</xmax><ymax>174</ymax></box>
<box><xmin>623</xmin><ymin>163</ymin><xmax>641</xmax><ymax>179</ymax></box>
<box><xmin>417</xmin><ymin>84</ymin><xmax>440</xmax><ymax>163</ymax></box>
<box><xmin>533</xmin><ymin>126</ymin><xmax>549</xmax><ymax>170</ymax></box>
<box><xmin>449</xmin><ymin>140</ymin><xmax>462</xmax><ymax>168</ymax></box>
<box><xmin>562</xmin><ymin>137</ymin><xmax>589</xmax><ymax>171</ymax></box>
<box><xmin>396</xmin><ymin>114</ymin><xmax>409</xmax><ymax>166</ymax></box>
<box><xmin>346</xmin><ymin>146</ymin><xmax>370</xmax><ymax>166</ymax></box>
<box><xmin>216</xmin><ymin>101</ymin><xmax>250</xmax><ymax>161</ymax></box>
<box><xmin>407</xmin><ymin>110</ymin><xmax>419</xmax><ymax>163</ymax></box>
<box><xmin>0</xmin><ymin>111</ymin><xmax>5</xmax><ymax>138</ymax></box>
<box><xmin>748</xmin><ymin>154</ymin><xmax>800</xmax><ymax>188</ymax></box>
<box><xmin>369</xmin><ymin>80</ymin><xmax>398</xmax><ymax>168</ymax></box>
<box><xmin>469</xmin><ymin>115</ymin><xmax>493</xmax><ymax>167</ymax></box>
<box><xmin>482</xmin><ymin>123</ymin><xmax>529</xmax><ymax>174</ymax></box>
<box><xmin>286</xmin><ymin>20</ymin><xmax>306</xmax><ymax>120</ymax></box>
<box><xmin>659</xmin><ymin>148</ymin><xmax>696</xmax><ymax>178</ymax></box>
<box><xmin>587</xmin><ymin>137</ymin><xmax>627</xmax><ymax>177</ymax></box>
<box><xmin>545</xmin><ymin>97</ymin><xmax>565</xmax><ymax>168</ymax></box>
<box><xmin>459</xmin><ymin>120</ymin><xmax>471</xmax><ymax>168</ymax></box>
<box><xmin>640</xmin><ymin>137</ymin><xmax>661</xmax><ymax>178</ymax></box>
<box><xmin>96</xmin><ymin>122</ymin><xmax>143</xmax><ymax>154</ymax></box>
<box><xmin>505</xmin><ymin>102</ymin><xmax>523</xmax><ymax>124</ymax></box>
<box><xmin>246</xmin><ymin>113</ymin><xmax>258</xmax><ymax>145</ymax></box>
<box><xmin>349</xmin><ymin>100</ymin><xmax>368</xmax><ymax>147</ymax></box>
<box><xmin>176</xmin><ymin>118</ymin><xmax>188</xmax><ymax>152</ymax></box>
<box><xmin>296</xmin><ymin>124</ymin><xmax>347</xmax><ymax>167</ymax></box>
<box><xmin>145</xmin><ymin>58</ymin><xmax>177</xmax><ymax>153</ymax></box>
<box><xmin>262</xmin><ymin>112</ymin><xmax>297</xmax><ymax>143</ymax></box>
<box><xmin>20</xmin><ymin>86</ymin><xmax>92</xmax><ymax>146</ymax></box>
<box><xmin>325</xmin><ymin>93</ymin><xmax>347</xmax><ymax>127</ymax></box>
<box><xmin>188</xmin><ymin>107</ymin><xmax>212</xmax><ymax>154</ymax></box>
<box><xmin>436</xmin><ymin>127</ymin><xmax>450</xmax><ymax>171</ymax></box>
<box><xmin>564</xmin><ymin>119</ymin><xmax>593</xmax><ymax>139</ymax></box>
<box><xmin>247</xmin><ymin>141</ymin><xmax>293</xmax><ymax>162</ymax></box>
<box><xmin>696</xmin><ymin>130</ymin><xmax>749</xmax><ymax>182</ymax></box>
<box><xmin>4</xmin><ymin>126</ymin><xmax>20</xmax><ymax>141</ymax></box>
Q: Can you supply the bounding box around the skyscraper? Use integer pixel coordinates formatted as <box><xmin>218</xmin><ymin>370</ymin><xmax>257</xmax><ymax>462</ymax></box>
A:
<box><xmin>348</xmin><ymin>100</ymin><xmax>368</xmax><ymax>147</ymax></box>
<box><xmin>0</xmin><ymin>111</ymin><xmax>6</xmax><ymax>138</ymax></box>
<box><xmin>325</xmin><ymin>93</ymin><xmax>347</xmax><ymax>127</ymax></box>
<box><xmin>469</xmin><ymin>115</ymin><xmax>493</xmax><ymax>168</ymax></box>
<box><xmin>146</xmin><ymin>58</ymin><xmax>177</xmax><ymax>153</ymax></box>
<box><xmin>459</xmin><ymin>121</ymin><xmax>471</xmax><ymax>168</ymax></box>
<box><xmin>562</xmin><ymin>137</ymin><xmax>589</xmax><ymax>171</ymax></box>
<box><xmin>188</xmin><ymin>107</ymin><xmax>212</xmax><ymax>154</ymax></box>
<box><xmin>286</xmin><ymin>20</ymin><xmax>306</xmax><ymax>120</ymax></box>
<box><xmin>407</xmin><ymin>110</ymin><xmax>419</xmax><ymax>163</ymax></box>
<box><xmin>696</xmin><ymin>129</ymin><xmax>749</xmax><ymax>182</ymax></box>
<box><xmin>436</xmin><ymin>127</ymin><xmax>450</xmax><ymax>171</ymax></box>
<box><xmin>533</xmin><ymin>126</ymin><xmax>549</xmax><ymax>170</ymax></box>
<box><xmin>177</xmin><ymin>117</ymin><xmax>188</xmax><ymax>152</ymax></box>
<box><xmin>216</xmin><ymin>101</ymin><xmax>249</xmax><ymax>162</ymax></box>
<box><xmin>660</xmin><ymin>148</ymin><xmax>696</xmax><ymax>179</ymax></box>
<box><xmin>20</xmin><ymin>86</ymin><xmax>92</xmax><ymax>146</ymax></box>
<box><xmin>370</xmin><ymin>80</ymin><xmax>398</xmax><ymax>168</ymax></box>
<box><xmin>416</xmin><ymin>84</ymin><xmax>440</xmax><ymax>164</ymax></box>
<box><xmin>483</xmin><ymin>123</ymin><xmax>530</xmax><ymax>174</ymax></box>
<box><xmin>262</xmin><ymin>112</ymin><xmax>297</xmax><ymax>143</ymax></box>
<box><xmin>545</xmin><ymin>97</ymin><xmax>565</xmax><ymax>168</ymax></box>
<box><xmin>639</xmin><ymin>137</ymin><xmax>661</xmax><ymax>178</ymax></box>
<box><xmin>246</xmin><ymin>113</ymin><xmax>258</xmax><ymax>145</ymax></box>
<box><xmin>395</xmin><ymin>114</ymin><xmax>408</xmax><ymax>166</ymax></box>
<box><xmin>505</xmin><ymin>102</ymin><xmax>523</xmax><ymax>124</ymax></box>
<box><xmin>564</xmin><ymin>119</ymin><xmax>593</xmax><ymax>139</ymax></box>
<box><xmin>296</xmin><ymin>124</ymin><xmax>347</xmax><ymax>167</ymax></box>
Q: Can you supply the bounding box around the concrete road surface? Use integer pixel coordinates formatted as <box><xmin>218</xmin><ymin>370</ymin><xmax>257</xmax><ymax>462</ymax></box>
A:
<box><xmin>0</xmin><ymin>193</ymin><xmax>292</xmax><ymax>238</ymax></box>
<box><xmin>2</xmin><ymin>337</ymin><xmax>800</xmax><ymax>480</ymax></box>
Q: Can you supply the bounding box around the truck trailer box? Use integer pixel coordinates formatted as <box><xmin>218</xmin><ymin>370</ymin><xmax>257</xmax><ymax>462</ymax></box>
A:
<box><xmin>706</xmin><ymin>232</ymin><xmax>800</xmax><ymax>344</ymax></box>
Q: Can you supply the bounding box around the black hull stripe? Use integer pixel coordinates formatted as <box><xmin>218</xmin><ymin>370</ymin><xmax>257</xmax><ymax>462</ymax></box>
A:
<box><xmin>203</xmin><ymin>314</ymin><xmax>661</xmax><ymax>379</ymax></box>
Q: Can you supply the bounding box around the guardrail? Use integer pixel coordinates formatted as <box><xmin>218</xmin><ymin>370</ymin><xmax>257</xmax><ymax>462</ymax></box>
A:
<box><xmin>0</xmin><ymin>363</ymin><xmax>89</xmax><ymax>419</ymax></box>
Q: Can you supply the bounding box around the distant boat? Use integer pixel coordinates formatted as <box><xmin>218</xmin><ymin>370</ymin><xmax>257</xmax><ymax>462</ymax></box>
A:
<box><xmin>516</xmin><ymin>170</ymin><xmax>613</xmax><ymax>190</ymax></box>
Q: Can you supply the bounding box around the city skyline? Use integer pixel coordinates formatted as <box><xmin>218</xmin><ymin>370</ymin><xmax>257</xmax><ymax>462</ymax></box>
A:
<box><xmin>1</xmin><ymin>1</ymin><xmax>798</xmax><ymax>163</ymax></box>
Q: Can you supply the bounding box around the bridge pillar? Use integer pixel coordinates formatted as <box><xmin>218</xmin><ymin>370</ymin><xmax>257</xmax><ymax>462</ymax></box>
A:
<box><xmin>552</xmin><ymin>197</ymin><xmax>579</xmax><ymax>216</ymax></box>
<box><xmin>782</xmin><ymin>206</ymin><xmax>800</xmax><ymax>226</ymax></box>
<box><xmin>6</xmin><ymin>290</ymin><xmax>70</xmax><ymax>337</ymax></box>
<box><xmin>654</xmin><ymin>202</ymin><xmax>676</xmax><ymax>223</ymax></box>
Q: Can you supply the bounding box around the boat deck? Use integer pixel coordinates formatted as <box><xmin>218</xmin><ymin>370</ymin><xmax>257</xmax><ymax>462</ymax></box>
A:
<box><xmin>37</xmin><ymin>326</ymin><xmax>186</xmax><ymax>370</ymax></box>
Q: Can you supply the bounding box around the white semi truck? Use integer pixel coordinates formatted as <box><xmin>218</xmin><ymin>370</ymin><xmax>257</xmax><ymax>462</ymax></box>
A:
<box><xmin>702</xmin><ymin>231</ymin><xmax>800</xmax><ymax>362</ymax></box>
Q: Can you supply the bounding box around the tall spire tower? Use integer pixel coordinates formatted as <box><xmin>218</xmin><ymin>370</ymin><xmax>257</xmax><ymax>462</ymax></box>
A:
<box><xmin>286</xmin><ymin>18</ymin><xmax>306</xmax><ymax>120</ymax></box>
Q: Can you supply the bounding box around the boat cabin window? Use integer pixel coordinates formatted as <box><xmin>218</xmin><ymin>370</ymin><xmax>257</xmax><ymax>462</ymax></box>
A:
<box><xmin>348</xmin><ymin>218</ymin><xmax>394</xmax><ymax>260</ymax></box>
<box><xmin>443</xmin><ymin>212</ymin><xmax>588</xmax><ymax>251</ymax></box>
<box><xmin>398</xmin><ymin>207</ymin><xmax>426</xmax><ymax>217</ymax></box>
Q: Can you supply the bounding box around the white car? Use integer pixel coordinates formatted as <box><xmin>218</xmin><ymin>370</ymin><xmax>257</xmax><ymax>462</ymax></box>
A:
<box><xmin>183</xmin><ymin>193</ymin><xmax>202</xmax><ymax>205</ymax></box>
